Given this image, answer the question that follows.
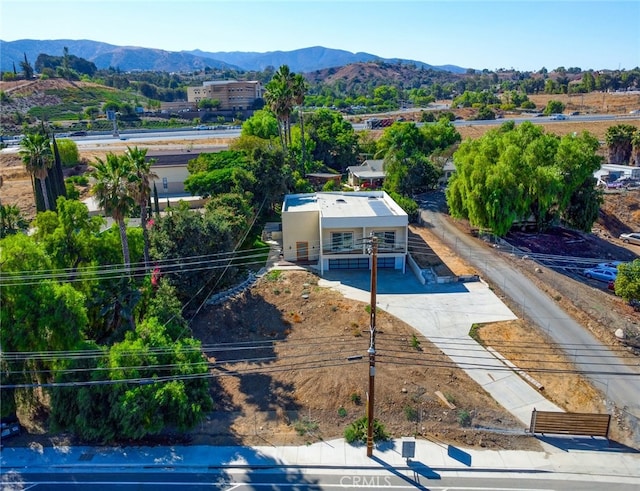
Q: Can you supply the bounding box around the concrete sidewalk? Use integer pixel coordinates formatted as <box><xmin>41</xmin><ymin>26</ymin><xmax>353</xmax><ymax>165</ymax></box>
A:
<box><xmin>2</xmin><ymin>438</ymin><xmax>639</xmax><ymax>483</ymax></box>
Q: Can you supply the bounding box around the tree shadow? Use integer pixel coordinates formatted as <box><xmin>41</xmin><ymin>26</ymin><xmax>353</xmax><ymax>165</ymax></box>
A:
<box><xmin>190</xmin><ymin>288</ymin><xmax>304</xmax><ymax>442</ymax></box>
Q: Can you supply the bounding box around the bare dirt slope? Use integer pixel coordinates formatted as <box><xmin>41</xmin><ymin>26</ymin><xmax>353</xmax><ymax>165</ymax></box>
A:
<box><xmin>187</xmin><ymin>269</ymin><xmax>540</xmax><ymax>450</ymax></box>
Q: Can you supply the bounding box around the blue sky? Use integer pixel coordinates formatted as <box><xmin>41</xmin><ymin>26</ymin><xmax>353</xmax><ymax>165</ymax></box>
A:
<box><xmin>1</xmin><ymin>0</ymin><xmax>639</xmax><ymax>71</ymax></box>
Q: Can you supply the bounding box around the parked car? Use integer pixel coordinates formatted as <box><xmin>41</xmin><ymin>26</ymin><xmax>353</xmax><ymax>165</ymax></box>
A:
<box><xmin>597</xmin><ymin>261</ymin><xmax>625</xmax><ymax>270</ymax></box>
<box><xmin>583</xmin><ymin>267</ymin><xmax>617</xmax><ymax>282</ymax></box>
<box><xmin>69</xmin><ymin>131</ymin><xmax>87</xmax><ymax>137</ymax></box>
<box><xmin>620</xmin><ymin>233</ymin><xmax>640</xmax><ymax>245</ymax></box>
<box><xmin>0</xmin><ymin>419</ymin><xmax>20</xmax><ymax>441</ymax></box>
<box><xmin>193</xmin><ymin>124</ymin><xmax>210</xmax><ymax>130</ymax></box>
<box><xmin>550</xmin><ymin>114</ymin><xmax>567</xmax><ymax>120</ymax></box>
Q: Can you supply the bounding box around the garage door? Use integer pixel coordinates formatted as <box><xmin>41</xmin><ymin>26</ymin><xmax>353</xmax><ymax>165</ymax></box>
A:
<box><xmin>329</xmin><ymin>258</ymin><xmax>369</xmax><ymax>269</ymax></box>
<box><xmin>377</xmin><ymin>257</ymin><xmax>395</xmax><ymax>269</ymax></box>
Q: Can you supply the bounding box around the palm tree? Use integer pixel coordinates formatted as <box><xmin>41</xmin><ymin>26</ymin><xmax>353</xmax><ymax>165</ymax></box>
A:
<box><xmin>90</xmin><ymin>153</ymin><xmax>136</xmax><ymax>273</ymax></box>
<box><xmin>264</xmin><ymin>65</ymin><xmax>295</xmax><ymax>152</ymax></box>
<box><xmin>124</xmin><ymin>146</ymin><xmax>158</xmax><ymax>272</ymax></box>
<box><xmin>630</xmin><ymin>130</ymin><xmax>640</xmax><ymax>167</ymax></box>
<box><xmin>292</xmin><ymin>73</ymin><xmax>308</xmax><ymax>175</ymax></box>
<box><xmin>605</xmin><ymin>124</ymin><xmax>635</xmax><ymax>165</ymax></box>
<box><xmin>19</xmin><ymin>132</ymin><xmax>54</xmax><ymax>211</ymax></box>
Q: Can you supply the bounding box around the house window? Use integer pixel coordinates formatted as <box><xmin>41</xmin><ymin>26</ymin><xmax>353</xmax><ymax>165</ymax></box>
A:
<box><xmin>331</xmin><ymin>232</ymin><xmax>354</xmax><ymax>252</ymax></box>
<box><xmin>373</xmin><ymin>231</ymin><xmax>395</xmax><ymax>250</ymax></box>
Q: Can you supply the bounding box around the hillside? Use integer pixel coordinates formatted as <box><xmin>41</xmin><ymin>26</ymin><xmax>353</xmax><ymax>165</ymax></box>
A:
<box><xmin>0</xmin><ymin>40</ymin><xmax>462</xmax><ymax>74</ymax></box>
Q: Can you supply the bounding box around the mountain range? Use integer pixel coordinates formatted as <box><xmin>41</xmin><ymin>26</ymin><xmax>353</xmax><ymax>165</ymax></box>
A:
<box><xmin>0</xmin><ymin>39</ymin><xmax>466</xmax><ymax>74</ymax></box>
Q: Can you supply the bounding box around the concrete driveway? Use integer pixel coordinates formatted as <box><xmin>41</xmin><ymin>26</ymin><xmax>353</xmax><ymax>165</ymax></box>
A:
<box><xmin>319</xmin><ymin>269</ymin><xmax>561</xmax><ymax>425</ymax></box>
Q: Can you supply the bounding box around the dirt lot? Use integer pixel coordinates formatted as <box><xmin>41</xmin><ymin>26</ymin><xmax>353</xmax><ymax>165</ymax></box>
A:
<box><xmin>186</xmin><ymin>263</ymin><xmax>547</xmax><ymax>450</ymax></box>
<box><xmin>3</xmin><ymin>85</ymin><xmax>640</xmax><ymax>449</ymax></box>
<box><xmin>180</xmin><ymin>226</ymin><xmax>636</xmax><ymax>448</ymax></box>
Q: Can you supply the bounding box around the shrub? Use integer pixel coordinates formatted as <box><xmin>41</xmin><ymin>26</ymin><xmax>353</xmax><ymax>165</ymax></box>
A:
<box><xmin>265</xmin><ymin>270</ymin><xmax>282</xmax><ymax>282</ymax></box>
<box><xmin>350</xmin><ymin>392</ymin><xmax>362</xmax><ymax>405</ymax></box>
<box><xmin>338</xmin><ymin>407</ymin><xmax>347</xmax><ymax>418</ymax></box>
<box><xmin>403</xmin><ymin>405</ymin><xmax>418</xmax><ymax>422</ymax></box>
<box><xmin>294</xmin><ymin>416</ymin><xmax>319</xmax><ymax>436</ymax></box>
<box><xmin>410</xmin><ymin>334</ymin><xmax>421</xmax><ymax>350</ymax></box>
<box><xmin>457</xmin><ymin>409</ymin><xmax>472</xmax><ymax>427</ymax></box>
<box><xmin>468</xmin><ymin>323</ymin><xmax>483</xmax><ymax>344</ymax></box>
<box><xmin>344</xmin><ymin>416</ymin><xmax>389</xmax><ymax>444</ymax></box>
<box><xmin>65</xmin><ymin>182</ymin><xmax>80</xmax><ymax>200</ymax></box>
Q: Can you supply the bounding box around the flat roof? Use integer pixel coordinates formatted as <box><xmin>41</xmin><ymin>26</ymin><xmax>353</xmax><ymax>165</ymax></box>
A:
<box><xmin>284</xmin><ymin>191</ymin><xmax>406</xmax><ymax>218</ymax></box>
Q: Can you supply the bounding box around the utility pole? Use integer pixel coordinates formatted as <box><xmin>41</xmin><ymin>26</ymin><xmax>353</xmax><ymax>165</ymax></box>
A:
<box><xmin>366</xmin><ymin>235</ymin><xmax>378</xmax><ymax>458</ymax></box>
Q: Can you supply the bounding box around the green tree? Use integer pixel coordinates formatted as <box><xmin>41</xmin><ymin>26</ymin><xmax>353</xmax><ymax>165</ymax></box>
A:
<box><xmin>544</xmin><ymin>100</ymin><xmax>565</xmax><ymax>115</ymax></box>
<box><xmin>31</xmin><ymin>197</ymin><xmax>103</xmax><ymax>276</ymax></box>
<box><xmin>446</xmin><ymin>122</ymin><xmax>601</xmax><ymax>236</ymax></box>
<box><xmin>51</xmin><ymin>318</ymin><xmax>212</xmax><ymax>443</ymax></box>
<box><xmin>305</xmin><ymin>108</ymin><xmax>359</xmax><ymax>172</ymax></box>
<box><xmin>90</xmin><ymin>153</ymin><xmax>136</xmax><ymax>272</ymax></box>
<box><xmin>124</xmin><ymin>146</ymin><xmax>158</xmax><ymax>271</ymax></box>
<box><xmin>0</xmin><ymin>233</ymin><xmax>87</xmax><ymax>414</ymax></box>
<box><xmin>55</xmin><ymin>138</ymin><xmax>80</xmax><ymax>167</ymax></box>
<box><xmin>615</xmin><ymin>260</ymin><xmax>640</xmax><ymax>302</ymax></box>
<box><xmin>241</xmin><ymin>109</ymin><xmax>279</xmax><ymax>140</ymax></box>
<box><xmin>149</xmin><ymin>202</ymin><xmax>245</xmax><ymax>304</ymax></box>
<box><xmin>376</xmin><ymin>119</ymin><xmax>458</xmax><ymax>196</ymax></box>
<box><xmin>197</xmin><ymin>98</ymin><xmax>221</xmax><ymax>110</ymax></box>
<box><xmin>19</xmin><ymin>132</ymin><xmax>54</xmax><ymax>211</ymax></box>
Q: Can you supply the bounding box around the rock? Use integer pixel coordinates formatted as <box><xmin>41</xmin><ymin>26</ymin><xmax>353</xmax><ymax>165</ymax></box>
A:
<box><xmin>615</xmin><ymin>328</ymin><xmax>625</xmax><ymax>340</ymax></box>
<box><xmin>401</xmin><ymin>387</ymin><xmax>408</xmax><ymax>393</ymax></box>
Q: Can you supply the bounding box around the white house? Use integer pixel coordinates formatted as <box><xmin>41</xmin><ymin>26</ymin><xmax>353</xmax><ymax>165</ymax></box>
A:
<box><xmin>594</xmin><ymin>164</ymin><xmax>640</xmax><ymax>183</ymax></box>
<box><xmin>346</xmin><ymin>160</ymin><xmax>386</xmax><ymax>189</ymax></box>
<box><xmin>281</xmin><ymin>191</ymin><xmax>408</xmax><ymax>275</ymax></box>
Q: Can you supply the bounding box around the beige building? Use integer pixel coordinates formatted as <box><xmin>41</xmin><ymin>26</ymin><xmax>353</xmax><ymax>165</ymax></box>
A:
<box><xmin>281</xmin><ymin>191</ymin><xmax>408</xmax><ymax>274</ymax></box>
<box><xmin>187</xmin><ymin>80</ymin><xmax>263</xmax><ymax>111</ymax></box>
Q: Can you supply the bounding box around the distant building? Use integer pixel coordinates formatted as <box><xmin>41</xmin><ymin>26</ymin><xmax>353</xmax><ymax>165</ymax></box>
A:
<box><xmin>187</xmin><ymin>80</ymin><xmax>263</xmax><ymax>111</ymax></box>
<box><xmin>438</xmin><ymin>160</ymin><xmax>456</xmax><ymax>187</ymax></box>
<box><xmin>281</xmin><ymin>191</ymin><xmax>408</xmax><ymax>274</ymax></box>
<box><xmin>346</xmin><ymin>159</ymin><xmax>386</xmax><ymax>189</ymax></box>
<box><xmin>595</xmin><ymin>164</ymin><xmax>640</xmax><ymax>183</ymax></box>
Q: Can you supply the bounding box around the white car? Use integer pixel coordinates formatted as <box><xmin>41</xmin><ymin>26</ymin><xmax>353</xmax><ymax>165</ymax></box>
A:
<box><xmin>549</xmin><ymin>114</ymin><xmax>567</xmax><ymax>120</ymax></box>
<box><xmin>620</xmin><ymin>232</ymin><xmax>640</xmax><ymax>245</ymax></box>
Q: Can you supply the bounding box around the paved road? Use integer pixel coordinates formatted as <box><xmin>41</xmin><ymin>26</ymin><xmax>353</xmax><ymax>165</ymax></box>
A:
<box><xmin>417</xmin><ymin>193</ymin><xmax>640</xmax><ymax>438</ymax></box>
<box><xmin>8</xmin><ymin>470</ymin><xmax>640</xmax><ymax>490</ymax></box>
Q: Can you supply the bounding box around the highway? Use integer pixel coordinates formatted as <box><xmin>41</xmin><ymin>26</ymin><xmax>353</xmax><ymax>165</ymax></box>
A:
<box><xmin>3</xmin><ymin>112</ymin><xmax>636</xmax><ymax>152</ymax></box>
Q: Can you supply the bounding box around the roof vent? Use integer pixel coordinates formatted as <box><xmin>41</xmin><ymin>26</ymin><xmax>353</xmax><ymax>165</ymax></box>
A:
<box><xmin>336</xmin><ymin>198</ymin><xmax>346</xmax><ymax>203</ymax></box>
